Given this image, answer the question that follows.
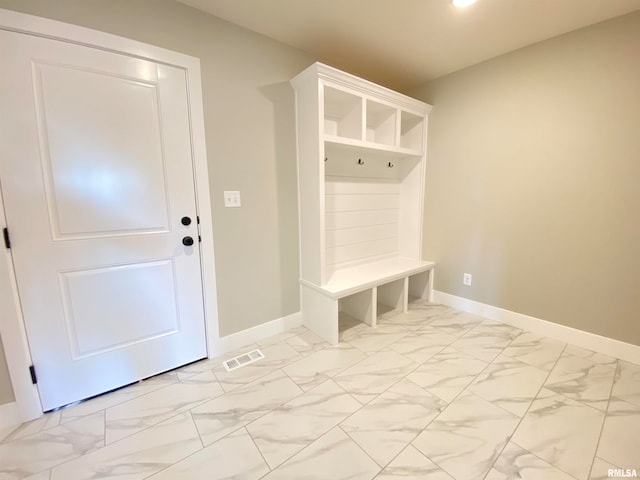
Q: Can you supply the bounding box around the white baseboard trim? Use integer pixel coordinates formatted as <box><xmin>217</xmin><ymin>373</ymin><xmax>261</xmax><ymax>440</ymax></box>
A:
<box><xmin>433</xmin><ymin>290</ymin><xmax>640</xmax><ymax>366</ymax></box>
<box><xmin>0</xmin><ymin>401</ymin><xmax>20</xmax><ymax>430</ymax></box>
<box><xmin>209</xmin><ymin>311</ymin><xmax>303</xmax><ymax>357</ymax></box>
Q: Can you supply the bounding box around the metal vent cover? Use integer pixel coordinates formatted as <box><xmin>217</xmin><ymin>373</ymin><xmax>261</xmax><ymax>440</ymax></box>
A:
<box><xmin>223</xmin><ymin>349</ymin><xmax>265</xmax><ymax>372</ymax></box>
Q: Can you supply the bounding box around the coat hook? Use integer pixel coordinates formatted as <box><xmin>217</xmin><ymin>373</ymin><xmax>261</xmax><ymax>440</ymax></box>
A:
<box><xmin>388</xmin><ymin>162</ymin><xmax>394</xmax><ymax>168</ymax></box>
<box><xmin>325</xmin><ymin>157</ymin><xmax>328</xmax><ymax>162</ymax></box>
<box><xmin>357</xmin><ymin>158</ymin><xmax>364</xmax><ymax>165</ymax></box>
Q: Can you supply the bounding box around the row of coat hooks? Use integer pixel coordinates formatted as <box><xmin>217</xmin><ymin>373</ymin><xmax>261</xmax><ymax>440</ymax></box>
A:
<box><xmin>324</xmin><ymin>157</ymin><xmax>394</xmax><ymax>168</ymax></box>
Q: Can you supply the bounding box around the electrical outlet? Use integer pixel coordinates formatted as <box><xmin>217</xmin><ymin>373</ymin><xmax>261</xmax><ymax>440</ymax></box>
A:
<box><xmin>224</xmin><ymin>191</ymin><xmax>241</xmax><ymax>208</ymax></box>
<box><xmin>463</xmin><ymin>273</ymin><xmax>472</xmax><ymax>286</ymax></box>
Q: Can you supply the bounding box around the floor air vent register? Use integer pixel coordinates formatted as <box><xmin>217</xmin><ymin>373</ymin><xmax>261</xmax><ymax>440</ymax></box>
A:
<box><xmin>222</xmin><ymin>349</ymin><xmax>265</xmax><ymax>372</ymax></box>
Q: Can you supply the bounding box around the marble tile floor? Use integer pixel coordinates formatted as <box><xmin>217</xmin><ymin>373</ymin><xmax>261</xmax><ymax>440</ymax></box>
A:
<box><xmin>1</xmin><ymin>300</ymin><xmax>639</xmax><ymax>480</ymax></box>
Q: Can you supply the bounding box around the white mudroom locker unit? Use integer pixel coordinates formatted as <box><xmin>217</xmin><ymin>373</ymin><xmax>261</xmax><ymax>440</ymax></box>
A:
<box><xmin>292</xmin><ymin>62</ymin><xmax>436</xmax><ymax>344</ymax></box>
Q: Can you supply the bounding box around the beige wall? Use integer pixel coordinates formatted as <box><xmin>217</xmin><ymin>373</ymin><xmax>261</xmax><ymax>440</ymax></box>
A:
<box><xmin>0</xmin><ymin>335</ymin><xmax>15</xmax><ymax>405</ymax></box>
<box><xmin>0</xmin><ymin>0</ymin><xmax>314</xmax><ymax>405</ymax></box>
<box><xmin>408</xmin><ymin>11</ymin><xmax>640</xmax><ymax>345</ymax></box>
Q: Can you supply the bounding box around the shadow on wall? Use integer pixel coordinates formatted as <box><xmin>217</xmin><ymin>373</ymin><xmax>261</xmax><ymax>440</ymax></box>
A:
<box><xmin>258</xmin><ymin>81</ymin><xmax>301</xmax><ymax>313</ymax></box>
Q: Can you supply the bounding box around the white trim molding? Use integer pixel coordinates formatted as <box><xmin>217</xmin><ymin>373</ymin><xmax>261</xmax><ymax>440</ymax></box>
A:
<box><xmin>210</xmin><ymin>312</ymin><xmax>303</xmax><ymax>356</ymax></box>
<box><xmin>433</xmin><ymin>290</ymin><xmax>640</xmax><ymax>365</ymax></box>
<box><xmin>0</xmin><ymin>401</ymin><xmax>20</xmax><ymax>430</ymax></box>
<box><xmin>0</xmin><ymin>183</ymin><xmax>42</xmax><ymax>422</ymax></box>
<box><xmin>0</xmin><ymin>8</ymin><xmax>219</xmax><ymax>424</ymax></box>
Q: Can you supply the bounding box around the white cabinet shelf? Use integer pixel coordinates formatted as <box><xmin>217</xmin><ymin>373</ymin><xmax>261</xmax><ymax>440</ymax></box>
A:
<box><xmin>292</xmin><ymin>62</ymin><xmax>434</xmax><ymax>344</ymax></box>
<box><xmin>324</xmin><ymin>137</ymin><xmax>423</xmax><ymax>157</ymax></box>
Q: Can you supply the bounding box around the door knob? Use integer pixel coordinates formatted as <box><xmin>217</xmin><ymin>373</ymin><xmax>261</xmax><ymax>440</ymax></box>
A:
<box><xmin>181</xmin><ymin>216</ymin><xmax>192</xmax><ymax>226</ymax></box>
<box><xmin>182</xmin><ymin>236</ymin><xmax>194</xmax><ymax>246</ymax></box>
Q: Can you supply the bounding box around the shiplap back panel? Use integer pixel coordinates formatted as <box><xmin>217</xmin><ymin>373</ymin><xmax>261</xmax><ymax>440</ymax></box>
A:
<box><xmin>325</xmin><ymin>175</ymin><xmax>400</xmax><ymax>270</ymax></box>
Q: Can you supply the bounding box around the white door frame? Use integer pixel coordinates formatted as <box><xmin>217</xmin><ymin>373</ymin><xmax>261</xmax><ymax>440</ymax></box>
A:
<box><xmin>0</xmin><ymin>8</ymin><xmax>220</xmax><ymax>423</ymax></box>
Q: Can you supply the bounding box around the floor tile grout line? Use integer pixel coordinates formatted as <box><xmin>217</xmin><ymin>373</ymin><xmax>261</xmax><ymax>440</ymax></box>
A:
<box><xmin>56</xmin><ymin>373</ymin><xmax>181</xmax><ymax>429</ymax></box>
<box><xmin>244</xmin><ymin>426</ymin><xmax>273</xmax><ymax>475</ymax></box>
<box><xmin>213</xmin><ymin>327</ymin><xmax>387</xmax><ymax>419</ymax></box>
<box><xmin>41</xmin><ymin>408</ymin><xmax>197</xmax><ymax>478</ymax></box>
<box><xmin>255</xmin><ymin>422</ymin><xmax>388</xmax><ymax>479</ymax></box>
<box><xmin>543</xmin><ymin>352</ymin><xmax>619</xmax><ymax>411</ymax></box>
<box><xmin>185</xmin><ymin>370</ymin><xmax>341</xmax><ymax>479</ymax></box>
<box><xmin>486</xmin><ymin>340</ymin><xmax>625</xmax><ymax>479</ymax></box>
<box><xmin>337</xmin><ymin>424</ymin><xmax>384</xmax><ymax>473</ymax></box>
<box><xmin>0</xmin><ymin>411</ymin><xmax>61</xmax><ymax>445</ymax></box>
<box><xmin>194</xmin><ymin>365</ymin><xmax>361</xmax><ymax>464</ymax></box>
<box><xmin>332</xmin><ymin>366</ymin><xmax>407</xmax><ymax>426</ymax></box>
<box><xmin>585</xmin><ymin>357</ymin><xmax>620</xmax><ymax>480</ymax></box>
<box><xmin>369</xmin><ymin>387</ymin><xmax>451</xmax><ymax>473</ymax></box>
<box><xmin>135</xmin><ymin>411</ymin><xmax>208</xmax><ymax>480</ymax></box>
<box><xmin>102</xmin><ymin>406</ymin><xmax>107</xmax><ymax>452</ymax></box>
<box><xmin>409</xmin><ymin>326</ymin><xmax>538</xmax><ymax>480</ymax></box>
<box><xmin>501</xmin><ymin>438</ymin><xmax>584</xmax><ymax>480</ymax></box>
<box><xmin>0</xmin><ymin>409</ymin><xmax>109</xmax><ymax>479</ymax></box>
<box><xmin>376</xmin><ymin>300</ymin><xmax>476</xmax><ymax>478</ymax></box>
<box><xmin>190</xmin><ymin>410</ymin><xmax>206</xmax><ymax>450</ymax></box>
<box><xmin>189</xmin><ymin>368</ymin><xmax>306</xmax><ymax>442</ymax></box>
<box><xmin>326</xmin><ymin>343</ymin><xmax>419</xmax><ymax>394</ymax></box>
<box><xmin>343</xmin><ymin>329</ymin><xmax>414</xmax><ymax>357</ymax></box>
<box><xmin>364</xmin><ymin>314</ymin><xmax>502</xmax><ymax>478</ymax></box>
<box><xmin>100</xmin><ymin>383</ymin><xmax>228</xmax><ymax>446</ymax></box>
<box><xmin>250</xmin><ymin>309</ymin><xmax>445</xmax><ymax>477</ymax></box>
<box><xmin>211</xmin><ymin>350</ymin><xmax>304</xmax><ymax>395</ymax></box>
<box><xmin>278</xmin><ymin>343</ymin><xmax>373</xmax><ymax>390</ymax></box>
<box><xmin>403</xmin><ymin>343</ymin><xmax>511</xmax><ymax>480</ymax></box>
<box><xmin>246</xmin><ymin>357</ymin><xmax>388</xmax><ymax>478</ymax></box>
<box><xmin>480</xmin><ymin>341</ymin><xmax>572</xmax><ymax>480</ymax></box>
<box><xmin>2</xmin><ymin>376</ymin><xmax>176</xmax><ymax>445</ymax></box>
<box><xmin>371</xmin><ymin>441</ymin><xmax>449</xmax><ymax>479</ymax></box>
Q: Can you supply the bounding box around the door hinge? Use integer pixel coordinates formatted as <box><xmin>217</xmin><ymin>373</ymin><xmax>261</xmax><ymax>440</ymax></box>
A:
<box><xmin>2</xmin><ymin>227</ymin><xmax>10</xmax><ymax>249</ymax></box>
<box><xmin>197</xmin><ymin>216</ymin><xmax>200</xmax><ymax>224</ymax></box>
<box><xmin>29</xmin><ymin>365</ymin><xmax>37</xmax><ymax>384</ymax></box>
<box><xmin>198</xmin><ymin>235</ymin><xmax>201</xmax><ymax>243</ymax></box>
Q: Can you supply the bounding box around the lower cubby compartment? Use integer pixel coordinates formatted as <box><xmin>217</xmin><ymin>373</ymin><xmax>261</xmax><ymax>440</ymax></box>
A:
<box><xmin>338</xmin><ymin>288</ymin><xmax>374</xmax><ymax>327</ymax></box>
<box><xmin>338</xmin><ymin>310</ymin><xmax>366</xmax><ymax>339</ymax></box>
<box><xmin>377</xmin><ymin>278</ymin><xmax>406</xmax><ymax>322</ymax></box>
<box><xmin>408</xmin><ymin>269</ymin><xmax>432</xmax><ymax>301</ymax></box>
<box><xmin>301</xmin><ymin>261</ymin><xmax>435</xmax><ymax>345</ymax></box>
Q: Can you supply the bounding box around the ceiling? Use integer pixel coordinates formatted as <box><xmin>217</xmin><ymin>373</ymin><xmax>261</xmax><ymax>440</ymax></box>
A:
<box><xmin>177</xmin><ymin>0</ymin><xmax>639</xmax><ymax>91</ymax></box>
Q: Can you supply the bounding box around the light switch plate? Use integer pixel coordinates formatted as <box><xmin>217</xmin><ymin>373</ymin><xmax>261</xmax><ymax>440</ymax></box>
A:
<box><xmin>224</xmin><ymin>191</ymin><xmax>241</xmax><ymax>208</ymax></box>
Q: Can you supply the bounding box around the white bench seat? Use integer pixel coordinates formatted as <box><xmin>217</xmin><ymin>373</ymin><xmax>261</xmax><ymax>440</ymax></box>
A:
<box><xmin>300</xmin><ymin>257</ymin><xmax>436</xmax><ymax>344</ymax></box>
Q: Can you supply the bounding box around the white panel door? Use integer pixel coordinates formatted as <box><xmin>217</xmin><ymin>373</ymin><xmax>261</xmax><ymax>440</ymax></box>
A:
<box><xmin>0</xmin><ymin>30</ymin><xmax>207</xmax><ymax>411</ymax></box>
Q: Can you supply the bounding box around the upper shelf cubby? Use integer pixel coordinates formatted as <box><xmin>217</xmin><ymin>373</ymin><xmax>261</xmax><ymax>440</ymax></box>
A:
<box><xmin>323</xmin><ymin>85</ymin><xmax>362</xmax><ymax>140</ymax></box>
<box><xmin>309</xmin><ymin>64</ymin><xmax>430</xmax><ymax>156</ymax></box>
<box><xmin>400</xmin><ymin>110</ymin><xmax>425</xmax><ymax>151</ymax></box>
<box><xmin>366</xmin><ymin>100</ymin><xmax>396</xmax><ymax>147</ymax></box>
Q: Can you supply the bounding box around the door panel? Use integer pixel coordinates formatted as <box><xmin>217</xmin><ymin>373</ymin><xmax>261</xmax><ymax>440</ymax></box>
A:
<box><xmin>0</xmin><ymin>30</ymin><xmax>207</xmax><ymax>411</ymax></box>
<box><xmin>33</xmin><ymin>62</ymin><xmax>170</xmax><ymax>237</ymax></box>
<box><xmin>59</xmin><ymin>260</ymin><xmax>179</xmax><ymax>359</ymax></box>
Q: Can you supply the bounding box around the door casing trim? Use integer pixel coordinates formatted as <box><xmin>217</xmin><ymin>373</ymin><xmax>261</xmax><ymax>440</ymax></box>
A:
<box><xmin>0</xmin><ymin>7</ymin><xmax>220</xmax><ymax>423</ymax></box>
